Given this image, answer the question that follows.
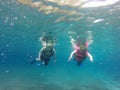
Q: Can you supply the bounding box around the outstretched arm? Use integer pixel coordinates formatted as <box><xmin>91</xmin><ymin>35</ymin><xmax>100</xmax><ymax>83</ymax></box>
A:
<box><xmin>36</xmin><ymin>47</ymin><xmax>45</xmax><ymax>61</ymax></box>
<box><xmin>87</xmin><ymin>52</ymin><xmax>93</xmax><ymax>62</ymax></box>
<box><xmin>53</xmin><ymin>48</ymin><xmax>56</xmax><ymax>63</ymax></box>
<box><xmin>68</xmin><ymin>50</ymin><xmax>76</xmax><ymax>61</ymax></box>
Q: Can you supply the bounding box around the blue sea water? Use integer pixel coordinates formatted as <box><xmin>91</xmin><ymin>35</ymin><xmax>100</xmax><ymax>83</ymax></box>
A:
<box><xmin>0</xmin><ymin>0</ymin><xmax>120</xmax><ymax>90</ymax></box>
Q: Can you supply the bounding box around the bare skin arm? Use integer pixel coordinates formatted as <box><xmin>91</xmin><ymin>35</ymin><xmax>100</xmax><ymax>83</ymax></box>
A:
<box><xmin>53</xmin><ymin>48</ymin><xmax>56</xmax><ymax>63</ymax></box>
<box><xmin>68</xmin><ymin>50</ymin><xmax>76</xmax><ymax>61</ymax></box>
<box><xmin>87</xmin><ymin>52</ymin><xmax>93</xmax><ymax>62</ymax></box>
<box><xmin>36</xmin><ymin>47</ymin><xmax>45</xmax><ymax>61</ymax></box>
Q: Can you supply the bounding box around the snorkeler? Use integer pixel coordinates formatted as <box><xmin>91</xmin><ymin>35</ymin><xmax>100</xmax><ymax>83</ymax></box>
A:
<box><xmin>36</xmin><ymin>44</ymin><xmax>56</xmax><ymax>66</ymax></box>
<box><xmin>30</xmin><ymin>32</ymin><xmax>56</xmax><ymax>66</ymax></box>
<box><xmin>68</xmin><ymin>36</ymin><xmax>93</xmax><ymax>66</ymax></box>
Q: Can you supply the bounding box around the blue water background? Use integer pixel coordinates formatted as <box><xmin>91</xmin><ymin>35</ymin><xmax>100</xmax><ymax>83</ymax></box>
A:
<box><xmin>0</xmin><ymin>0</ymin><xmax>120</xmax><ymax>90</ymax></box>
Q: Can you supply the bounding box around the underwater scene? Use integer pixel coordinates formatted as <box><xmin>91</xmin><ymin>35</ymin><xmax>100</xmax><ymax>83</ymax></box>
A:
<box><xmin>0</xmin><ymin>0</ymin><xmax>120</xmax><ymax>90</ymax></box>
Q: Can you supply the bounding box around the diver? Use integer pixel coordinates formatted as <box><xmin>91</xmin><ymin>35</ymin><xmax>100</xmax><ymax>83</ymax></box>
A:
<box><xmin>68</xmin><ymin>36</ymin><xmax>93</xmax><ymax>66</ymax></box>
<box><xmin>30</xmin><ymin>32</ymin><xmax>56</xmax><ymax>66</ymax></box>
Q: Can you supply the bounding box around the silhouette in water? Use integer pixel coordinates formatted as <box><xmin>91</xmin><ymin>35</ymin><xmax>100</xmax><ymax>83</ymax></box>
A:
<box><xmin>30</xmin><ymin>32</ymin><xmax>56</xmax><ymax>66</ymax></box>
<box><xmin>68</xmin><ymin>36</ymin><xmax>93</xmax><ymax>66</ymax></box>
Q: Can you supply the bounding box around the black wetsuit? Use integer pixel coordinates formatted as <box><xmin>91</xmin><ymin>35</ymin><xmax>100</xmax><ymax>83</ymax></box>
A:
<box><xmin>40</xmin><ymin>48</ymin><xmax>54</xmax><ymax>66</ymax></box>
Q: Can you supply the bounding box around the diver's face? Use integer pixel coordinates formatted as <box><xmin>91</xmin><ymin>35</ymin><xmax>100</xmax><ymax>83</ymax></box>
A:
<box><xmin>47</xmin><ymin>43</ymin><xmax>53</xmax><ymax>46</ymax></box>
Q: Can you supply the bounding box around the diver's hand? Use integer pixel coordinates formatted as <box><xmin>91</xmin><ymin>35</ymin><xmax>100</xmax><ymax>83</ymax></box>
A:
<box><xmin>68</xmin><ymin>58</ymin><xmax>71</xmax><ymax>62</ymax></box>
<box><xmin>90</xmin><ymin>57</ymin><xmax>94</xmax><ymax>62</ymax></box>
<box><xmin>68</xmin><ymin>60</ymin><xmax>70</xmax><ymax>62</ymax></box>
<box><xmin>36</xmin><ymin>58</ymin><xmax>40</xmax><ymax>61</ymax></box>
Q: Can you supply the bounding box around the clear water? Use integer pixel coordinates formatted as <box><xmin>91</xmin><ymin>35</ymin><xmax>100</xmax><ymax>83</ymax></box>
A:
<box><xmin>0</xmin><ymin>0</ymin><xmax>120</xmax><ymax>90</ymax></box>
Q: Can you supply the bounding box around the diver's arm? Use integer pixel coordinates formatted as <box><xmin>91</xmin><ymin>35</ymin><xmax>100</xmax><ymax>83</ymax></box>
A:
<box><xmin>87</xmin><ymin>52</ymin><xmax>93</xmax><ymax>62</ymax></box>
<box><xmin>68</xmin><ymin>50</ymin><xmax>76</xmax><ymax>61</ymax></box>
<box><xmin>53</xmin><ymin>48</ymin><xmax>56</xmax><ymax>63</ymax></box>
<box><xmin>36</xmin><ymin>47</ymin><xmax>45</xmax><ymax>61</ymax></box>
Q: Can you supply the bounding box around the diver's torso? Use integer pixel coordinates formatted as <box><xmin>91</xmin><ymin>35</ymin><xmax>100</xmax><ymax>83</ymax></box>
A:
<box><xmin>41</xmin><ymin>48</ymin><xmax>54</xmax><ymax>60</ymax></box>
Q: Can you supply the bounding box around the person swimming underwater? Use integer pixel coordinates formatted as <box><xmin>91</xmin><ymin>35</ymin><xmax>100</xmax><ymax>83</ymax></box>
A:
<box><xmin>68</xmin><ymin>36</ymin><xmax>93</xmax><ymax>66</ymax></box>
<box><xmin>30</xmin><ymin>32</ymin><xmax>56</xmax><ymax>66</ymax></box>
<box><xmin>36</xmin><ymin>39</ymin><xmax>56</xmax><ymax>66</ymax></box>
